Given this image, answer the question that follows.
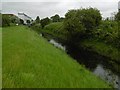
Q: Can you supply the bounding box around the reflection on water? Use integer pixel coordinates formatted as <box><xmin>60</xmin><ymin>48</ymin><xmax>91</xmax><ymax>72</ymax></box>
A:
<box><xmin>49</xmin><ymin>39</ymin><xmax>66</xmax><ymax>51</ymax></box>
<box><xmin>94</xmin><ymin>64</ymin><xmax>120</xmax><ymax>89</ymax></box>
<box><xmin>41</xmin><ymin>34</ymin><xmax>120</xmax><ymax>89</ymax></box>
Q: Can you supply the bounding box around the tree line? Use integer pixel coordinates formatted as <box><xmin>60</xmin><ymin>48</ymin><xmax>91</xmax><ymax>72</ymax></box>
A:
<box><xmin>33</xmin><ymin>14</ymin><xmax>64</xmax><ymax>28</ymax></box>
<box><xmin>1</xmin><ymin>7</ymin><xmax>120</xmax><ymax>48</ymax></box>
<box><xmin>32</xmin><ymin>8</ymin><xmax>120</xmax><ymax>48</ymax></box>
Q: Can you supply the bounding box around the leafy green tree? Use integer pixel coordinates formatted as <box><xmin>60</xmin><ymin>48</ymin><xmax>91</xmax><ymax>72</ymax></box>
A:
<box><xmin>51</xmin><ymin>14</ymin><xmax>60</xmax><ymax>22</ymax></box>
<box><xmin>64</xmin><ymin>8</ymin><xmax>102</xmax><ymax>44</ymax></box>
<box><xmin>40</xmin><ymin>17</ymin><xmax>50</xmax><ymax>28</ymax></box>
<box><xmin>115</xmin><ymin>11</ymin><xmax>120</xmax><ymax>21</ymax></box>
<box><xmin>35</xmin><ymin>16</ymin><xmax>40</xmax><ymax>23</ymax></box>
<box><xmin>78</xmin><ymin>8</ymin><xmax>102</xmax><ymax>33</ymax></box>
<box><xmin>64</xmin><ymin>10</ymin><xmax>85</xmax><ymax>44</ymax></box>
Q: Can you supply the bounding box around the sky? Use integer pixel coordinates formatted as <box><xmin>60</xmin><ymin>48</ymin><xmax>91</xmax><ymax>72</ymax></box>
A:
<box><xmin>1</xmin><ymin>0</ymin><xmax>120</xmax><ymax>20</ymax></box>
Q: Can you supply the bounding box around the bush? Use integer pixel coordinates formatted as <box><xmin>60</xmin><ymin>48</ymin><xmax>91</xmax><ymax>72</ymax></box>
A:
<box><xmin>40</xmin><ymin>17</ymin><xmax>50</xmax><ymax>28</ymax></box>
<box><xmin>64</xmin><ymin>8</ymin><xmax>102</xmax><ymax>44</ymax></box>
<box><xmin>94</xmin><ymin>20</ymin><xmax>119</xmax><ymax>48</ymax></box>
<box><xmin>31</xmin><ymin>23</ymin><xmax>42</xmax><ymax>33</ymax></box>
<box><xmin>19</xmin><ymin>19</ymin><xmax>24</xmax><ymax>25</ymax></box>
<box><xmin>50</xmin><ymin>14</ymin><xmax>60</xmax><ymax>22</ymax></box>
<box><xmin>2</xmin><ymin>15</ymin><xmax>10</xmax><ymax>27</ymax></box>
<box><xmin>35</xmin><ymin>16</ymin><xmax>40</xmax><ymax>23</ymax></box>
<box><xmin>115</xmin><ymin>11</ymin><xmax>120</xmax><ymax>21</ymax></box>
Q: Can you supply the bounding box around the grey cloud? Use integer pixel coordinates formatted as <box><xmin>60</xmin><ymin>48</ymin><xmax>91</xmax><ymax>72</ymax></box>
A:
<box><xmin>2</xmin><ymin>1</ymin><xmax>119</xmax><ymax>19</ymax></box>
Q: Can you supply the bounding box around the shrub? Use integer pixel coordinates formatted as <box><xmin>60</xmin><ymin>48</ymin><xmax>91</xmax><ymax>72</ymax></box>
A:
<box><xmin>2</xmin><ymin>15</ymin><xmax>10</xmax><ymax>27</ymax></box>
<box><xmin>115</xmin><ymin>11</ymin><xmax>120</xmax><ymax>21</ymax></box>
<box><xmin>35</xmin><ymin>16</ymin><xmax>40</xmax><ymax>23</ymax></box>
<box><xmin>40</xmin><ymin>17</ymin><xmax>50</xmax><ymax>28</ymax></box>
<box><xmin>64</xmin><ymin>8</ymin><xmax>102</xmax><ymax>44</ymax></box>
<box><xmin>19</xmin><ymin>19</ymin><xmax>24</xmax><ymax>25</ymax></box>
<box><xmin>51</xmin><ymin>14</ymin><xmax>60</xmax><ymax>22</ymax></box>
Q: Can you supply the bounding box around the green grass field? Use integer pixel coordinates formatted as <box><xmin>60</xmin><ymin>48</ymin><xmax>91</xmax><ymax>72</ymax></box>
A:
<box><xmin>2</xmin><ymin>26</ymin><xmax>111</xmax><ymax>88</ymax></box>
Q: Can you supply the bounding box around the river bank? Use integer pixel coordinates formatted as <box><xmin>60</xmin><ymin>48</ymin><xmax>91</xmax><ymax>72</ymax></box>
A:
<box><xmin>50</xmin><ymin>37</ymin><xmax>120</xmax><ymax>89</ymax></box>
<box><xmin>39</xmin><ymin>32</ymin><xmax>120</xmax><ymax>89</ymax></box>
<box><xmin>3</xmin><ymin>26</ymin><xmax>111</xmax><ymax>88</ymax></box>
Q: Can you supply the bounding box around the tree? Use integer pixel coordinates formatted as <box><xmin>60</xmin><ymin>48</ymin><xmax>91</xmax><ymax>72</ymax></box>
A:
<box><xmin>51</xmin><ymin>14</ymin><xmax>60</xmax><ymax>22</ymax></box>
<box><xmin>64</xmin><ymin>8</ymin><xmax>102</xmax><ymax>44</ymax></box>
<box><xmin>64</xmin><ymin>10</ymin><xmax>85</xmax><ymax>44</ymax></box>
<box><xmin>35</xmin><ymin>16</ymin><xmax>40</xmax><ymax>23</ymax></box>
<box><xmin>115</xmin><ymin>11</ymin><xmax>120</xmax><ymax>21</ymax></box>
<box><xmin>40</xmin><ymin>17</ymin><xmax>50</xmax><ymax>28</ymax></box>
<box><xmin>78</xmin><ymin>8</ymin><xmax>102</xmax><ymax>32</ymax></box>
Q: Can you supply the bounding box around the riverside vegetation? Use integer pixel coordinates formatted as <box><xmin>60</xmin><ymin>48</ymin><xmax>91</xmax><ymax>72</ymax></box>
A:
<box><xmin>2</xmin><ymin>26</ymin><xmax>111</xmax><ymax>88</ymax></box>
<box><xmin>31</xmin><ymin>8</ymin><xmax>120</xmax><ymax>75</ymax></box>
<box><xmin>1</xmin><ymin>7</ymin><xmax>119</xmax><ymax>88</ymax></box>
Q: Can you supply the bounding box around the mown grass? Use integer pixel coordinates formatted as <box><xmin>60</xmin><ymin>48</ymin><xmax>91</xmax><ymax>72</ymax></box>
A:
<box><xmin>2</xmin><ymin>26</ymin><xmax>111</xmax><ymax>88</ymax></box>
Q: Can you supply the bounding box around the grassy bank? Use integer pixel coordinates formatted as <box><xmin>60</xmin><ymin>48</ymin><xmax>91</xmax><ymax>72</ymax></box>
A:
<box><xmin>40</xmin><ymin>22</ymin><xmax>119</xmax><ymax>62</ymax></box>
<box><xmin>37</xmin><ymin>22</ymin><xmax>119</xmax><ymax>75</ymax></box>
<box><xmin>41</xmin><ymin>22</ymin><xmax>66</xmax><ymax>41</ymax></box>
<box><xmin>80</xmin><ymin>39</ymin><xmax>119</xmax><ymax>63</ymax></box>
<box><xmin>2</xmin><ymin>26</ymin><xmax>110</xmax><ymax>88</ymax></box>
<box><xmin>80</xmin><ymin>39</ymin><xmax>120</xmax><ymax>74</ymax></box>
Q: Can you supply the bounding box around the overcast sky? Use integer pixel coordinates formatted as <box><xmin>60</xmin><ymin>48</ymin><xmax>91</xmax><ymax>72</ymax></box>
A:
<box><xmin>1</xmin><ymin>0</ymin><xmax>119</xmax><ymax>19</ymax></box>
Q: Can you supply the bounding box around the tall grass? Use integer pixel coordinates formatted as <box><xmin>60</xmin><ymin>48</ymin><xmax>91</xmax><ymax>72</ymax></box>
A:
<box><xmin>2</xmin><ymin>26</ymin><xmax>110</xmax><ymax>88</ymax></box>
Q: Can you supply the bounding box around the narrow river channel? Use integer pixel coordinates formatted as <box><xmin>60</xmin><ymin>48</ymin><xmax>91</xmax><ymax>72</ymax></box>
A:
<box><xmin>40</xmin><ymin>34</ymin><xmax>120</xmax><ymax>89</ymax></box>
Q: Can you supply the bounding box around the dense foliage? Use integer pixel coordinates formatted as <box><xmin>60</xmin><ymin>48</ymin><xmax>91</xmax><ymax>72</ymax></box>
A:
<box><xmin>51</xmin><ymin>14</ymin><xmax>60</xmax><ymax>22</ymax></box>
<box><xmin>2</xmin><ymin>14</ymin><xmax>10</xmax><ymax>27</ymax></box>
<box><xmin>35</xmin><ymin>16</ymin><xmax>40</xmax><ymax>23</ymax></box>
<box><xmin>64</xmin><ymin>8</ymin><xmax>102</xmax><ymax>44</ymax></box>
<box><xmin>40</xmin><ymin>17</ymin><xmax>50</xmax><ymax>28</ymax></box>
<box><xmin>115</xmin><ymin>11</ymin><xmax>120</xmax><ymax>21</ymax></box>
<box><xmin>2</xmin><ymin>14</ymin><xmax>19</xmax><ymax>27</ymax></box>
<box><xmin>94</xmin><ymin>20</ymin><xmax>119</xmax><ymax>48</ymax></box>
<box><xmin>19</xmin><ymin>19</ymin><xmax>24</xmax><ymax>25</ymax></box>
